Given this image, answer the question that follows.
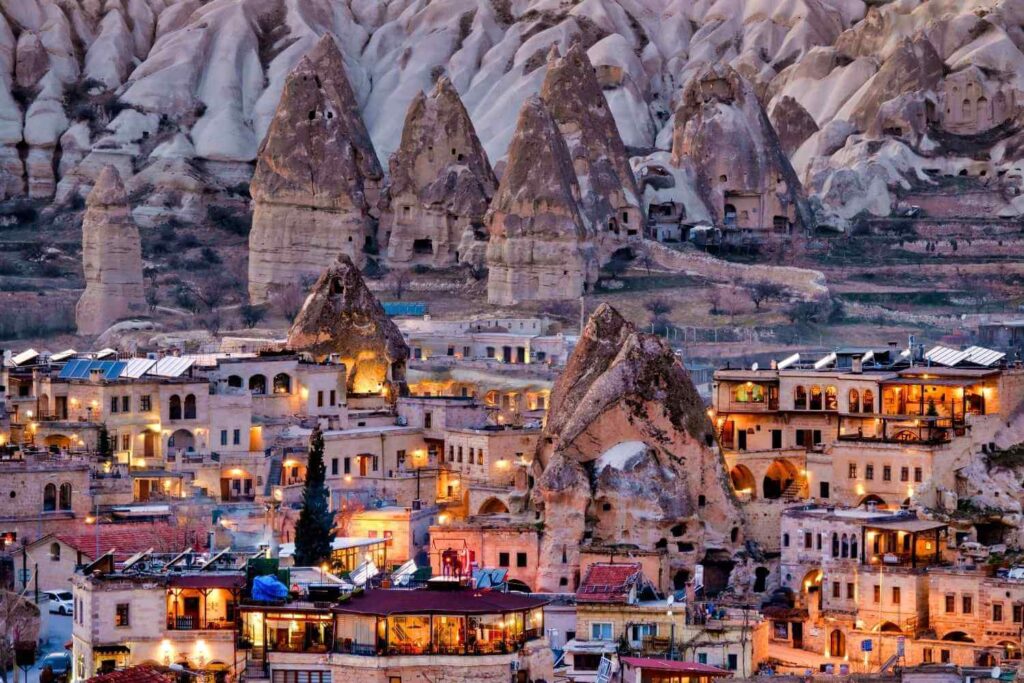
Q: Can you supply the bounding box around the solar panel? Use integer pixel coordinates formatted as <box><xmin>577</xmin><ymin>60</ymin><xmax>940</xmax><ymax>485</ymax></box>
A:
<box><xmin>121</xmin><ymin>358</ymin><xmax>156</xmax><ymax>379</ymax></box>
<box><xmin>105</xmin><ymin>361</ymin><xmax>127</xmax><ymax>380</ymax></box>
<box><xmin>150</xmin><ymin>356</ymin><xmax>195</xmax><ymax>378</ymax></box>
<box><xmin>58</xmin><ymin>359</ymin><xmax>85</xmax><ymax>379</ymax></box>
<box><xmin>964</xmin><ymin>346</ymin><xmax>1005</xmax><ymax>367</ymax></box>
<box><xmin>924</xmin><ymin>346</ymin><xmax>968</xmax><ymax>367</ymax></box>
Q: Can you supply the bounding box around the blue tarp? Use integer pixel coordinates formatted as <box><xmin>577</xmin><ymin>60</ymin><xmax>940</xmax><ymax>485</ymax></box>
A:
<box><xmin>382</xmin><ymin>302</ymin><xmax>427</xmax><ymax>317</ymax></box>
<box><xmin>252</xmin><ymin>574</ymin><xmax>289</xmax><ymax>601</ymax></box>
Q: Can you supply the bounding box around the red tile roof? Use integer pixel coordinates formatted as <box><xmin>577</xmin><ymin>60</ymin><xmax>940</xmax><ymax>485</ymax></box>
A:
<box><xmin>53</xmin><ymin>523</ymin><xmax>209</xmax><ymax>561</ymax></box>
<box><xmin>576</xmin><ymin>563</ymin><xmax>644</xmax><ymax>604</ymax></box>
<box><xmin>85</xmin><ymin>666</ymin><xmax>173</xmax><ymax>683</ymax></box>
<box><xmin>620</xmin><ymin>657</ymin><xmax>732</xmax><ymax>676</ymax></box>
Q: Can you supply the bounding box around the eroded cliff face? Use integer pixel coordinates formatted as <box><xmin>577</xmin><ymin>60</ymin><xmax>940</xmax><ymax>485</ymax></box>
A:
<box><xmin>671</xmin><ymin>64</ymin><xmax>811</xmax><ymax>234</ymax></box>
<box><xmin>248</xmin><ymin>35</ymin><xmax>383</xmax><ymax>304</ymax></box>
<box><xmin>384</xmin><ymin>76</ymin><xmax>496</xmax><ymax>269</ymax></box>
<box><xmin>286</xmin><ymin>254</ymin><xmax>409</xmax><ymax>397</ymax></box>
<box><xmin>485</xmin><ymin>96</ymin><xmax>596</xmax><ymax>306</ymax></box>
<box><xmin>75</xmin><ymin>165</ymin><xmax>147</xmax><ymax>336</ymax></box>
<box><xmin>541</xmin><ymin>43</ymin><xmax>643</xmax><ymax>253</ymax></box>
<box><xmin>532</xmin><ymin>303</ymin><xmax>744</xmax><ymax>593</ymax></box>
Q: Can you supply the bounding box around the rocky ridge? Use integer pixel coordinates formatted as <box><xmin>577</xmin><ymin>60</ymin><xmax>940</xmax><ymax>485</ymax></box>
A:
<box><xmin>0</xmin><ymin>1</ymin><xmax>1016</xmax><ymax>227</ymax></box>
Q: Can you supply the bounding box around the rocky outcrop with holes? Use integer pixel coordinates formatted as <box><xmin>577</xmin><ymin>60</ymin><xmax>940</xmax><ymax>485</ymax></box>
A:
<box><xmin>485</xmin><ymin>96</ymin><xmax>595</xmax><ymax>305</ymax></box>
<box><xmin>384</xmin><ymin>76</ymin><xmax>496</xmax><ymax>269</ymax></box>
<box><xmin>75</xmin><ymin>165</ymin><xmax>147</xmax><ymax>336</ymax></box>
<box><xmin>532</xmin><ymin>303</ymin><xmax>743</xmax><ymax>593</ymax></box>
<box><xmin>247</xmin><ymin>35</ymin><xmax>383</xmax><ymax>304</ymax></box>
<box><xmin>671</xmin><ymin>64</ymin><xmax>811</xmax><ymax>234</ymax></box>
<box><xmin>541</xmin><ymin>43</ymin><xmax>643</xmax><ymax>252</ymax></box>
<box><xmin>286</xmin><ymin>254</ymin><xmax>409</xmax><ymax>397</ymax></box>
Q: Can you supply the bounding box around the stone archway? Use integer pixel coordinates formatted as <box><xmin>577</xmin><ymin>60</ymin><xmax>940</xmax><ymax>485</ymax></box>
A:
<box><xmin>168</xmin><ymin>428</ymin><xmax>195</xmax><ymax>453</ymax></box>
<box><xmin>479</xmin><ymin>497</ymin><xmax>510</xmax><ymax>515</ymax></box>
<box><xmin>730</xmin><ymin>465</ymin><xmax>756</xmax><ymax>497</ymax></box>
<box><xmin>763</xmin><ymin>459</ymin><xmax>799</xmax><ymax>499</ymax></box>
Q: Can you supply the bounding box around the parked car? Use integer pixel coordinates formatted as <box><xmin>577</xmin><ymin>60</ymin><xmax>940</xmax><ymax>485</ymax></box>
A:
<box><xmin>41</xmin><ymin>590</ymin><xmax>73</xmax><ymax>616</ymax></box>
<box><xmin>39</xmin><ymin>651</ymin><xmax>71</xmax><ymax>682</ymax></box>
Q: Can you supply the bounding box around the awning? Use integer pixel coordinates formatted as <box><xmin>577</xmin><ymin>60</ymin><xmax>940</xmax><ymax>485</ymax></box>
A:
<box><xmin>93</xmin><ymin>645</ymin><xmax>131</xmax><ymax>654</ymax></box>
<box><xmin>865</xmin><ymin>518</ymin><xmax>947</xmax><ymax>533</ymax></box>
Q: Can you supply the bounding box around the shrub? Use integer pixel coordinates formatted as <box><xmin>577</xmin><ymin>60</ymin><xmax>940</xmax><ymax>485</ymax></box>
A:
<box><xmin>207</xmin><ymin>205</ymin><xmax>251</xmax><ymax>236</ymax></box>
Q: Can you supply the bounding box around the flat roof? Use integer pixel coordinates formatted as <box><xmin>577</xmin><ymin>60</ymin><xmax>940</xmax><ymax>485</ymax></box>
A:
<box><xmin>333</xmin><ymin>588</ymin><xmax>548</xmax><ymax>617</ymax></box>
<box><xmin>620</xmin><ymin>657</ymin><xmax>731</xmax><ymax>676</ymax></box>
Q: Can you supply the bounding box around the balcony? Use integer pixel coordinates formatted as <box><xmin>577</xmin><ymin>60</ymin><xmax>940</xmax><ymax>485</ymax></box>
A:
<box><xmin>167</xmin><ymin>616</ymin><xmax>235</xmax><ymax>631</ymax></box>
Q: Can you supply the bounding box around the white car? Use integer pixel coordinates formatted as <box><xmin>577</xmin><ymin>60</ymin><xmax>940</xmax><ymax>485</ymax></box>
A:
<box><xmin>42</xmin><ymin>590</ymin><xmax>73</xmax><ymax>616</ymax></box>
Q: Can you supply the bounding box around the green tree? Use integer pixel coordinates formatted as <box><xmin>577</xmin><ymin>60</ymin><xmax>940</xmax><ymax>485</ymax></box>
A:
<box><xmin>292</xmin><ymin>426</ymin><xmax>335</xmax><ymax>567</ymax></box>
<box><xmin>97</xmin><ymin>424</ymin><xmax>113</xmax><ymax>461</ymax></box>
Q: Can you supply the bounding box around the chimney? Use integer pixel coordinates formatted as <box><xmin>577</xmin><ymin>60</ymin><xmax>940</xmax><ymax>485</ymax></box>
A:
<box><xmin>89</xmin><ymin>367</ymin><xmax>104</xmax><ymax>383</ymax></box>
<box><xmin>852</xmin><ymin>355</ymin><xmax>863</xmax><ymax>374</ymax></box>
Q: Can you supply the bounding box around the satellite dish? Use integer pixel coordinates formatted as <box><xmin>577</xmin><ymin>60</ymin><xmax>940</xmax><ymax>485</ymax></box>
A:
<box><xmin>992</xmin><ymin>667</ymin><xmax>1001</xmax><ymax>679</ymax></box>
<box><xmin>667</xmin><ymin>595</ymin><xmax>674</xmax><ymax>606</ymax></box>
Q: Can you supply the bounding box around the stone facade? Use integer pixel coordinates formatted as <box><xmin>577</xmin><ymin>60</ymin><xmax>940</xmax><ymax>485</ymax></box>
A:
<box><xmin>937</xmin><ymin>66</ymin><xmax>1018</xmax><ymax>136</ymax></box>
<box><xmin>248</xmin><ymin>35</ymin><xmax>383</xmax><ymax>304</ymax></box>
<box><xmin>75</xmin><ymin>165</ymin><xmax>147</xmax><ymax>336</ymax></box>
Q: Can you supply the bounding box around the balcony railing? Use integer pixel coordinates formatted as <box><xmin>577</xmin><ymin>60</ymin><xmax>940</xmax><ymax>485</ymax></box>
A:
<box><xmin>256</xmin><ymin>633</ymin><xmax>543</xmax><ymax>658</ymax></box>
<box><xmin>167</xmin><ymin>616</ymin><xmax>235</xmax><ymax>631</ymax></box>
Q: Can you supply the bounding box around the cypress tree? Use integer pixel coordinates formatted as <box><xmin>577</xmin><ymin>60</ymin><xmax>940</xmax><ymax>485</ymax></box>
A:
<box><xmin>292</xmin><ymin>426</ymin><xmax>335</xmax><ymax>566</ymax></box>
<box><xmin>97</xmin><ymin>424</ymin><xmax>113</xmax><ymax>462</ymax></box>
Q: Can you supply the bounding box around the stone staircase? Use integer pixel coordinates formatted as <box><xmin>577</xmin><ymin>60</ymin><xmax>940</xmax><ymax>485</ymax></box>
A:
<box><xmin>264</xmin><ymin>455</ymin><xmax>282</xmax><ymax>496</ymax></box>
<box><xmin>781</xmin><ymin>476</ymin><xmax>808</xmax><ymax>500</ymax></box>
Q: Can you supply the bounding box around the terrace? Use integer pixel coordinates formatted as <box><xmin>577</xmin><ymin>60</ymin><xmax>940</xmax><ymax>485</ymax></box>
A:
<box><xmin>239</xmin><ymin>587</ymin><xmax>546</xmax><ymax>661</ymax></box>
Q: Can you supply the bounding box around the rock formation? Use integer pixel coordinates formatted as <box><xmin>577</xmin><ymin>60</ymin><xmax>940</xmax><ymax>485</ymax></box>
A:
<box><xmin>541</xmin><ymin>43</ymin><xmax>643</xmax><ymax>253</ymax></box>
<box><xmin>286</xmin><ymin>254</ymin><xmax>409</xmax><ymax>398</ymax></box>
<box><xmin>384</xmin><ymin>77</ymin><xmax>496</xmax><ymax>268</ymax></box>
<box><xmin>672</xmin><ymin>64</ymin><xmax>811</xmax><ymax>235</ymax></box>
<box><xmin>248</xmin><ymin>34</ymin><xmax>383</xmax><ymax>304</ymax></box>
<box><xmin>485</xmin><ymin>97</ymin><xmax>596</xmax><ymax>306</ymax></box>
<box><xmin>532</xmin><ymin>304</ymin><xmax>744</xmax><ymax>593</ymax></box>
<box><xmin>75</xmin><ymin>165</ymin><xmax>147</xmax><ymax>337</ymax></box>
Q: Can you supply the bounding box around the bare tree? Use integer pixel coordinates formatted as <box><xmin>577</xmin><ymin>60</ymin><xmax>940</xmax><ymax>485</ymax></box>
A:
<box><xmin>239</xmin><ymin>304</ymin><xmax>267</xmax><ymax>329</ymax></box>
<box><xmin>0</xmin><ymin>590</ymin><xmax>40</xmax><ymax>683</ymax></box>
<box><xmin>333</xmin><ymin>496</ymin><xmax>366</xmax><ymax>537</ymax></box>
<box><xmin>708</xmin><ymin>287</ymin><xmax>724</xmax><ymax>315</ymax></box>
<box><xmin>747</xmin><ymin>281</ymin><xmax>786</xmax><ymax>310</ymax></box>
<box><xmin>273</xmin><ymin>283</ymin><xmax>308</xmax><ymax>320</ymax></box>
<box><xmin>644</xmin><ymin>298</ymin><xmax>672</xmax><ymax>318</ymax></box>
<box><xmin>390</xmin><ymin>269</ymin><xmax>411</xmax><ymax>300</ymax></box>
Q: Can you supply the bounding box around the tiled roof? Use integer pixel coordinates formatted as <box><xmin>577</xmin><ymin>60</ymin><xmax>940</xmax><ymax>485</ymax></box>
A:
<box><xmin>85</xmin><ymin>666</ymin><xmax>173</xmax><ymax>683</ymax></box>
<box><xmin>576</xmin><ymin>562</ymin><xmax>643</xmax><ymax>604</ymax></box>
<box><xmin>53</xmin><ymin>523</ymin><xmax>208</xmax><ymax>561</ymax></box>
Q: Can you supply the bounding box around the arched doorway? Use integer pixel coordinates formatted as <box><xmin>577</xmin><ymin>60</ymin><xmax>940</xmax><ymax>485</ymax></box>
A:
<box><xmin>168</xmin><ymin>429</ymin><xmax>195</xmax><ymax>453</ymax></box>
<box><xmin>942</xmin><ymin>631</ymin><xmax>974</xmax><ymax>643</ymax></box>
<box><xmin>876</xmin><ymin>622</ymin><xmax>902</xmax><ymax>634</ymax></box>
<box><xmin>753</xmin><ymin>567</ymin><xmax>769</xmax><ymax>593</ymax></box>
<box><xmin>44</xmin><ymin>435</ymin><xmax>71</xmax><ymax>450</ymax></box>
<box><xmin>977</xmin><ymin>652</ymin><xmax>997</xmax><ymax>667</ymax></box>
<box><xmin>763</xmin><ymin>459</ymin><xmax>799</xmax><ymax>499</ymax></box>
<box><xmin>801</xmin><ymin>568</ymin><xmax>823</xmax><ymax>609</ymax></box>
<box><xmin>479</xmin><ymin>498</ymin><xmax>510</xmax><ymax>515</ymax></box>
<box><xmin>829</xmin><ymin>629</ymin><xmax>846</xmax><ymax>659</ymax></box>
<box><xmin>730</xmin><ymin>465</ymin><xmax>756</xmax><ymax>497</ymax></box>
<box><xmin>673</xmin><ymin>569</ymin><xmax>690</xmax><ymax>590</ymax></box>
